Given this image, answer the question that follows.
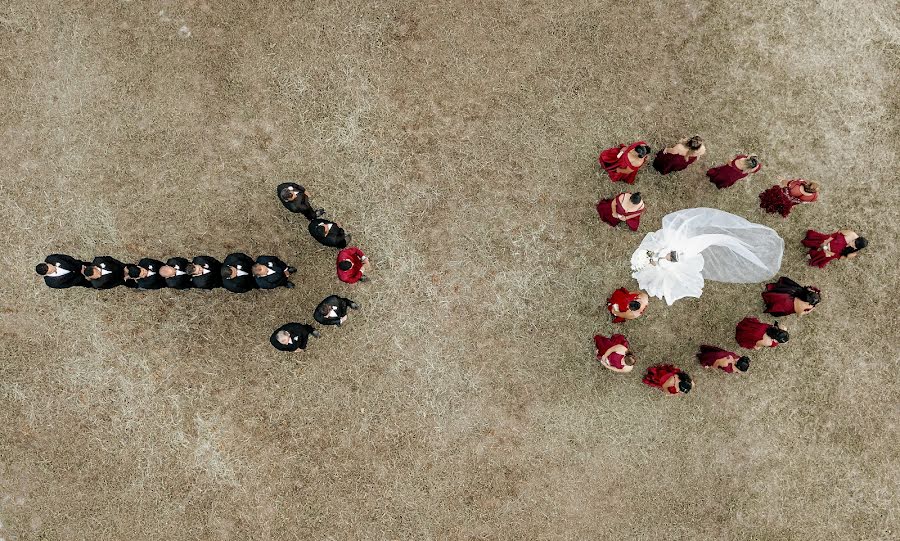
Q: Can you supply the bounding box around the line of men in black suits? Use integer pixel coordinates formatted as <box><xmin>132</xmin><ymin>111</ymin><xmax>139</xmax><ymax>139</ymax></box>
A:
<box><xmin>269</xmin><ymin>183</ymin><xmax>361</xmax><ymax>352</ymax></box>
<box><xmin>36</xmin><ymin>253</ymin><xmax>297</xmax><ymax>292</ymax></box>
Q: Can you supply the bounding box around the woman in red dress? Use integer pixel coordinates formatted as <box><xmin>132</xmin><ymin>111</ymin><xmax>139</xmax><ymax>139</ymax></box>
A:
<box><xmin>606</xmin><ymin>288</ymin><xmax>649</xmax><ymax>323</ymax></box>
<box><xmin>735</xmin><ymin>317</ymin><xmax>789</xmax><ymax>350</ymax></box>
<box><xmin>652</xmin><ymin>135</ymin><xmax>706</xmax><ymax>175</ymax></box>
<box><xmin>642</xmin><ymin>364</ymin><xmax>692</xmax><ymax>395</ymax></box>
<box><xmin>596</xmin><ymin>192</ymin><xmax>645</xmax><ymax>231</ymax></box>
<box><xmin>762</xmin><ymin>277</ymin><xmax>820</xmax><ymax>316</ymax></box>
<box><xmin>706</xmin><ymin>154</ymin><xmax>761</xmax><ymax>189</ymax></box>
<box><xmin>336</xmin><ymin>246</ymin><xmax>369</xmax><ymax>284</ymax></box>
<box><xmin>759</xmin><ymin>179</ymin><xmax>819</xmax><ymax>217</ymax></box>
<box><xmin>802</xmin><ymin>229</ymin><xmax>867</xmax><ymax>268</ymax></box>
<box><xmin>593</xmin><ymin>334</ymin><xmax>637</xmax><ymax>373</ymax></box>
<box><xmin>696</xmin><ymin>345</ymin><xmax>750</xmax><ymax>373</ymax></box>
<box><xmin>598</xmin><ymin>141</ymin><xmax>651</xmax><ymax>184</ymax></box>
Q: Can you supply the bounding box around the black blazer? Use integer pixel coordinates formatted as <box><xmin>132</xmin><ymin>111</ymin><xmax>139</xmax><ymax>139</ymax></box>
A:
<box><xmin>222</xmin><ymin>252</ymin><xmax>257</xmax><ymax>293</ymax></box>
<box><xmin>254</xmin><ymin>255</ymin><xmax>291</xmax><ymax>289</ymax></box>
<box><xmin>165</xmin><ymin>257</ymin><xmax>193</xmax><ymax>290</ymax></box>
<box><xmin>128</xmin><ymin>258</ymin><xmax>167</xmax><ymax>290</ymax></box>
<box><xmin>87</xmin><ymin>256</ymin><xmax>127</xmax><ymax>289</ymax></box>
<box><xmin>43</xmin><ymin>254</ymin><xmax>90</xmax><ymax>288</ymax></box>
<box><xmin>277</xmin><ymin>182</ymin><xmax>320</xmax><ymax>220</ymax></box>
<box><xmin>190</xmin><ymin>256</ymin><xmax>222</xmax><ymax>289</ymax></box>
<box><xmin>313</xmin><ymin>295</ymin><xmax>354</xmax><ymax>326</ymax></box>
<box><xmin>308</xmin><ymin>219</ymin><xmax>349</xmax><ymax>249</ymax></box>
<box><xmin>270</xmin><ymin>323</ymin><xmax>317</xmax><ymax>351</ymax></box>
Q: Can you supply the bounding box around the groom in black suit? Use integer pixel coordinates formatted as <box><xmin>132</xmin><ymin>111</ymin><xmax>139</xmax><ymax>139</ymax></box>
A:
<box><xmin>35</xmin><ymin>254</ymin><xmax>89</xmax><ymax>288</ymax></box>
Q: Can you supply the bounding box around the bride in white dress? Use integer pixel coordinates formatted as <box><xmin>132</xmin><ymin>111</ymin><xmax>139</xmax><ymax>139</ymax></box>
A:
<box><xmin>630</xmin><ymin>208</ymin><xmax>784</xmax><ymax>305</ymax></box>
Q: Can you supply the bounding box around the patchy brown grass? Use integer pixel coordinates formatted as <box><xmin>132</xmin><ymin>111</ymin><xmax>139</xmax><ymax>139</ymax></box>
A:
<box><xmin>1</xmin><ymin>1</ymin><xmax>898</xmax><ymax>539</ymax></box>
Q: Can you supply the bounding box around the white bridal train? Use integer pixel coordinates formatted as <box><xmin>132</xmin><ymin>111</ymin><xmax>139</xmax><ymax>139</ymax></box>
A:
<box><xmin>630</xmin><ymin>208</ymin><xmax>784</xmax><ymax>305</ymax></box>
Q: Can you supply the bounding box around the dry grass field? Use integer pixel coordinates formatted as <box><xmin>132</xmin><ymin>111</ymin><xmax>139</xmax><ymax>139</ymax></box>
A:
<box><xmin>1</xmin><ymin>1</ymin><xmax>899</xmax><ymax>539</ymax></box>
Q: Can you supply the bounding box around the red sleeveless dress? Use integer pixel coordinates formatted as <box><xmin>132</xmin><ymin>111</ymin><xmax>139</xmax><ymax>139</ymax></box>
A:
<box><xmin>652</xmin><ymin>150</ymin><xmax>696</xmax><ymax>175</ymax></box>
<box><xmin>696</xmin><ymin>345</ymin><xmax>737</xmax><ymax>373</ymax></box>
<box><xmin>607</xmin><ymin>288</ymin><xmax>640</xmax><ymax>323</ymax></box>
<box><xmin>643</xmin><ymin>364</ymin><xmax>681</xmax><ymax>394</ymax></box>
<box><xmin>599</xmin><ymin>141</ymin><xmax>647</xmax><ymax>184</ymax></box>
<box><xmin>802</xmin><ymin>230</ymin><xmax>847</xmax><ymax>268</ymax></box>
<box><xmin>735</xmin><ymin>317</ymin><xmax>773</xmax><ymax>349</ymax></box>
<box><xmin>336</xmin><ymin>247</ymin><xmax>366</xmax><ymax>284</ymax></box>
<box><xmin>759</xmin><ymin>180</ymin><xmax>818</xmax><ymax>217</ymax></box>
<box><xmin>762</xmin><ymin>277</ymin><xmax>819</xmax><ymax>316</ymax></box>
<box><xmin>706</xmin><ymin>155</ymin><xmax>761</xmax><ymax>189</ymax></box>
<box><xmin>594</xmin><ymin>334</ymin><xmax>630</xmax><ymax>370</ymax></box>
<box><xmin>596</xmin><ymin>194</ymin><xmax>644</xmax><ymax>231</ymax></box>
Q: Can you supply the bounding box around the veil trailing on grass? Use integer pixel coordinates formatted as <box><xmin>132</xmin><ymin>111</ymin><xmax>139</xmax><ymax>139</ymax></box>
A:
<box><xmin>630</xmin><ymin>208</ymin><xmax>784</xmax><ymax>305</ymax></box>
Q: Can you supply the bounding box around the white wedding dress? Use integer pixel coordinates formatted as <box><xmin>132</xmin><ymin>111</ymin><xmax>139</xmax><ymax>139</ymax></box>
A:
<box><xmin>630</xmin><ymin>208</ymin><xmax>784</xmax><ymax>305</ymax></box>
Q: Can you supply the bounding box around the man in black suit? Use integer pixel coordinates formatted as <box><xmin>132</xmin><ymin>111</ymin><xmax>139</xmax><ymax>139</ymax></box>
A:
<box><xmin>124</xmin><ymin>258</ymin><xmax>168</xmax><ymax>290</ymax></box>
<box><xmin>35</xmin><ymin>254</ymin><xmax>90</xmax><ymax>288</ymax></box>
<box><xmin>162</xmin><ymin>257</ymin><xmax>193</xmax><ymax>289</ymax></box>
<box><xmin>270</xmin><ymin>323</ymin><xmax>320</xmax><ymax>352</ymax></box>
<box><xmin>277</xmin><ymin>182</ymin><xmax>324</xmax><ymax>220</ymax></box>
<box><xmin>221</xmin><ymin>252</ymin><xmax>257</xmax><ymax>293</ymax></box>
<box><xmin>188</xmin><ymin>256</ymin><xmax>222</xmax><ymax>289</ymax></box>
<box><xmin>82</xmin><ymin>256</ymin><xmax>128</xmax><ymax>289</ymax></box>
<box><xmin>308</xmin><ymin>218</ymin><xmax>349</xmax><ymax>249</ymax></box>
<box><xmin>252</xmin><ymin>255</ymin><xmax>297</xmax><ymax>289</ymax></box>
<box><xmin>313</xmin><ymin>295</ymin><xmax>359</xmax><ymax>326</ymax></box>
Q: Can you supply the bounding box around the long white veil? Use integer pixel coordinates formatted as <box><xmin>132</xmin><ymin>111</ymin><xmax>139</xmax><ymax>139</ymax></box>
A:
<box><xmin>630</xmin><ymin>208</ymin><xmax>784</xmax><ymax>304</ymax></box>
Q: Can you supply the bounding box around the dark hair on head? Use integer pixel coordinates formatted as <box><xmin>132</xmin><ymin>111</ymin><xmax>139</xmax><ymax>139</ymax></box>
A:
<box><xmin>185</xmin><ymin>263</ymin><xmax>197</xmax><ymax>274</ymax></box>
<box><xmin>678</xmin><ymin>372</ymin><xmax>692</xmax><ymax>393</ymax></box>
<box><xmin>630</xmin><ymin>192</ymin><xmax>642</xmax><ymax>204</ymax></box>
<box><xmin>220</xmin><ymin>266</ymin><xmax>233</xmax><ymax>279</ymax></box>
<box><xmin>279</xmin><ymin>187</ymin><xmax>295</xmax><ymax>200</ymax></box>
<box><xmin>635</xmin><ymin>144</ymin><xmax>650</xmax><ymax>158</ymax></box>
<box><xmin>736</xmin><ymin>356</ymin><xmax>751</xmax><ymax>372</ymax></box>
<box><xmin>687</xmin><ymin>136</ymin><xmax>703</xmax><ymax>150</ymax></box>
<box><xmin>82</xmin><ymin>265</ymin><xmax>96</xmax><ymax>277</ymax></box>
<box><xmin>623</xmin><ymin>352</ymin><xmax>637</xmax><ymax>366</ymax></box>
<box><xmin>854</xmin><ymin>237</ymin><xmax>867</xmax><ymax>250</ymax></box>
<box><xmin>628</xmin><ymin>300</ymin><xmax>642</xmax><ymax>311</ymax></box>
<box><xmin>318</xmin><ymin>303</ymin><xmax>332</xmax><ymax>315</ymax></box>
<box><xmin>799</xmin><ymin>288</ymin><xmax>821</xmax><ymax>305</ymax></box>
<box><xmin>767</xmin><ymin>326</ymin><xmax>790</xmax><ymax>343</ymax></box>
<box><xmin>35</xmin><ymin>263</ymin><xmax>49</xmax><ymax>275</ymax></box>
<box><xmin>338</xmin><ymin>260</ymin><xmax>353</xmax><ymax>271</ymax></box>
<box><xmin>746</xmin><ymin>155</ymin><xmax>759</xmax><ymax>169</ymax></box>
<box><xmin>126</xmin><ymin>265</ymin><xmax>142</xmax><ymax>279</ymax></box>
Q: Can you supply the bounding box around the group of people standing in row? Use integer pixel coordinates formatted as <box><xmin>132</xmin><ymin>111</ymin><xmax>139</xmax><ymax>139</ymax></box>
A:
<box><xmin>593</xmin><ymin>136</ymin><xmax>869</xmax><ymax>395</ymax></box>
<box><xmin>35</xmin><ymin>182</ymin><xmax>373</xmax><ymax>354</ymax></box>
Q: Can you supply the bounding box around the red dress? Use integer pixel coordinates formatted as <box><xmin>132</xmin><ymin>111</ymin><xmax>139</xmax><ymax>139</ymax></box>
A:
<box><xmin>599</xmin><ymin>141</ymin><xmax>647</xmax><ymax>184</ymax></box>
<box><xmin>802</xmin><ymin>230</ymin><xmax>847</xmax><ymax>268</ymax></box>
<box><xmin>336</xmin><ymin>247</ymin><xmax>365</xmax><ymax>283</ymax></box>
<box><xmin>594</xmin><ymin>334</ymin><xmax>630</xmax><ymax>370</ymax></box>
<box><xmin>596</xmin><ymin>194</ymin><xmax>644</xmax><ymax>231</ymax></box>
<box><xmin>696</xmin><ymin>345</ymin><xmax>737</xmax><ymax>373</ymax></box>
<box><xmin>759</xmin><ymin>180</ymin><xmax>818</xmax><ymax>217</ymax></box>
<box><xmin>735</xmin><ymin>317</ymin><xmax>773</xmax><ymax>349</ymax></box>
<box><xmin>652</xmin><ymin>150</ymin><xmax>696</xmax><ymax>175</ymax></box>
<box><xmin>643</xmin><ymin>364</ymin><xmax>681</xmax><ymax>394</ymax></box>
<box><xmin>762</xmin><ymin>277</ymin><xmax>819</xmax><ymax>316</ymax></box>
<box><xmin>706</xmin><ymin>155</ymin><xmax>761</xmax><ymax>189</ymax></box>
<box><xmin>607</xmin><ymin>288</ymin><xmax>639</xmax><ymax>323</ymax></box>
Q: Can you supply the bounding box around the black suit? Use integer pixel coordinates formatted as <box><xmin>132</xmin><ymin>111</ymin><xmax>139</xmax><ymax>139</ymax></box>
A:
<box><xmin>87</xmin><ymin>256</ymin><xmax>127</xmax><ymax>289</ymax></box>
<box><xmin>222</xmin><ymin>253</ymin><xmax>257</xmax><ymax>293</ymax></box>
<box><xmin>313</xmin><ymin>295</ymin><xmax>356</xmax><ymax>326</ymax></box>
<box><xmin>191</xmin><ymin>256</ymin><xmax>222</xmax><ymax>289</ymax></box>
<box><xmin>165</xmin><ymin>257</ymin><xmax>193</xmax><ymax>290</ymax></box>
<box><xmin>254</xmin><ymin>255</ymin><xmax>292</xmax><ymax>289</ymax></box>
<box><xmin>42</xmin><ymin>254</ymin><xmax>89</xmax><ymax>288</ymax></box>
<box><xmin>308</xmin><ymin>219</ymin><xmax>349</xmax><ymax>249</ymax></box>
<box><xmin>270</xmin><ymin>323</ymin><xmax>317</xmax><ymax>352</ymax></box>
<box><xmin>277</xmin><ymin>182</ymin><xmax>321</xmax><ymax>220</ymax></box>
<box><xmin>129</xmin><ymin>258</ymin><xmax>167</xmax><ymax>290</ymax></box>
